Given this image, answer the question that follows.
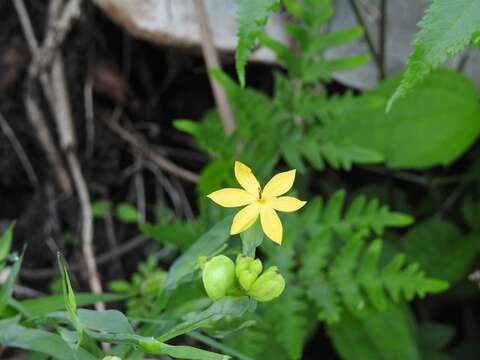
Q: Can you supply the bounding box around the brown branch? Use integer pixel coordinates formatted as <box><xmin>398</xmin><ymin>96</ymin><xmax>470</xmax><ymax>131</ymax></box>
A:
<box><xmin>29</xmin><ymin>0</ymin><xmax>84</xmax><ymax>77</ymax></box>
<box><xmin>50</xmin><ymin>48</ymin><xmax>104</xmax><ymax>310</ymax></box>
<box><xmin>13</xmin><ymin>0</ymin><xmax>73</xmax><ymax>194</ymax></box>
<box><xmin>104</xmin><ymin>116</ymin><xmax>199</xmax><ymax>183</ymax></box>
<box><xmin>21</xmin><ymin>235</ymin><xmax>149</xmax><ymax>279</ymax></box>
<box><xmin>0</xmin><ymin>111</ymin><xmax>39</xmax><ymax>187</ymax></box>
<box><xmin>193</xmin><ymin>0</ymin><xmax>236</xmax><ymax>134</ymax></box>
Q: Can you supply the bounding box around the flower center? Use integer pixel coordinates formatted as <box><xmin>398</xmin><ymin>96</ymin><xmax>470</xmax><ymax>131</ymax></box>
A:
<box><xmin>258</xmin><ymin>195</ymin><xmax>267</xmax><ymax>204</ymax></box>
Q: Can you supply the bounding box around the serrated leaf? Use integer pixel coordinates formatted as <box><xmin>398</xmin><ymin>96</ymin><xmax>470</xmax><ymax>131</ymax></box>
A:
<box><xmin>235</xmin><ymin>0</ymin><xmax>280</xmax><ymax>87</ymax></box>
<box><xmin>388</xmin><ymin>0</ymin><xmax>480</xmax><ymax>110</ymax></box>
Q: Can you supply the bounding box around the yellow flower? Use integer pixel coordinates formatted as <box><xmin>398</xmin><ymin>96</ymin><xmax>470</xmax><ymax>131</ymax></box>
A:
<box><xmin>207</xmin><ymin>161</ymin><xmax>306</xmax><ymax>244</ymax></box>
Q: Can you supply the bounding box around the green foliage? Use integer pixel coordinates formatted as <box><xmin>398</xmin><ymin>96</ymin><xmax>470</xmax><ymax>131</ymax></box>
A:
<box><xmin>0</xmin><ymin>223</ymin><xmax>14</xmax><ymax>269</ymax></box>
<box><xmin>0</xmin><ymin>243</ymin><xmax>24</xmax><ymax>314</ymax></box>
<box><xmin>329</xmin><ymin>69</ymin><xmax>480</xmax><ymax>168</ymax></box>
<box><xmin>327</xmin><ymin>304</ymin><xmax>421</xmax><ymax>360</ymax></box>
<box><xmin>235</xmin><ymin>0</ymin><xmax>280</xmax><ymax>87</ymax></box>
<box><xmin>0</xmin><ymin>317</ymin><xmax>97</xmax><ymax>360</ymax></box>
<box><xmin>115</xmin><ymin>203</ymin><xmax>139</xmax><ymax>223</ymax></box>
<box><xmin>388</xmin><ymin>0</ymin><xmax>480</xmax><ymax>109</ymax></box>
<box><xmin>302</xmin><ymin>230</ymin><xmax>448</xmax><ymax>323</ymax></box>
<box><xmin>109</xmin><ymin>256</ymin><xmax>167</xmax><ymax>317</ymax></box>
<box><xmin>417</xmin><ymin>322</ymin><xmax>454</xmax><ymax>360</ymax></box>
<box><xmin>309</xmin><ymin>190</ymin><xmax>413</xmax><ymax>236</ymax></box>
<box><xmin>164</xmin><ymin>216</ymin><xmax>232</xmax><ymax>291</ymax></box>
<box><xmin>58</xmin><ymin>255</ymin><xmax>83</xmax><ymax>347</ymax></box>
<box><xmin>401</xmin><ymin>219</ymin><xmax>480</xmax><ymax>284</ymax></box>
<box><xmin>91</xmin><ymin>200</ymin><xmax>112</xmax><ymax>218</ymax></box>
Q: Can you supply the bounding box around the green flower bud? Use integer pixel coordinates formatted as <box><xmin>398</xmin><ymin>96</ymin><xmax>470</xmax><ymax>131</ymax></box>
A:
<box><xmin>235</xmin><ymin>254</ymin><xmax>263</xmax><ymax>291</ymax></box>
<box><xmin>248</xmin><ymin>266</ymin><xmax>285</xmax><ymax>302</ymax></box>
<box><xmin>202</xmin><ymin>255</ymin><xmax>235</xmax><ymax>301</ymax></box>
<box><xmin>137</xmin><ymin>337</ymin><xmax>163</xmax><ymax>353</ymax></box>
<box><xmin>102</xmin><ymin>356</ymin><xmax>122</xmax><ymax>360</ymax></box>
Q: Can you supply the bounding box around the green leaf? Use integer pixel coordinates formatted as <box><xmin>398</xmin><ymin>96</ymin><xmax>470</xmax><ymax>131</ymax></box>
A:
<box><xmin>50</xmin><ymin>309</ymin><xmax>134</xmax><ymax>335</ymax></box>
<box><xmin>157</xmin><ymin>343</ymin><xmax>230</xmax><ymax>360</ymax></box>
<box><xmin>164</xmin><ymin>216</ymin><xmax>233</xmax><ymax>291</ymax></box>
<box><xmin>401</xmin><ymin>219</ymin><xmax>480</xmax><ymax>284</ymax></box>
<box><xmin>327</xmin><ymin>304</ymin><xmax>421</xmax><ymax>360</ymax></box>
<box><xmin>115</xmin><ymin>203</ymin><xmax>139</xmax><ymax>223</ymax></box>
<box><xmin>314</xmin><ymin>191</ymin><xmax>413</xmax><ymax>236</ymax></box>
<box><xmin>57</xmin><ymin>255</ymin><xmax>83</xmax><ymax>346</ymax></box>
<box><xmin>91</xmin><ymin>200</ymin><xmax>111</xmax><ymax>218</ymax></box>
<box><xmin>19</xmin><ymin>293</ymin><xmax>126</xmax><ymax>318</ymax></box>
<box><xmin>388</xmin><ymin>0</ymin><xmax>480</xmax><ymax>109</ymax></box>
<box><xmin>0</xmin><ymin>249</ymin><xmax>24</xmax><ymax>313</ymax></box>
<box><xmin>0</xmin><ymin>317</ymin><xmax>96</xmax><ymax>360</ymax></box>
<box><xmin>417</xmin><ymin>322</ymin><xmax>454</xmax><ymax>360</ymax></box>
<box><xmin>158</xmin><ymin>296</ymin><xmax>255</xmax><ymax>342</ymax></box>
<box><xmin>240</xmin><ymin>220</ymin><xmax>263</xmax><ymax>257</ymax></box>
<box><xmin>0</xmin><ymin>223</ymin><xmax>15</xmax><ymax>267</ymax></box>
<box><xmin>235</xmin><ymin>0</ymin><xmax>280</xmax><ymax>87</ymax></box>
<box><xmin>330</xmin><ymin>69</ymin><xmax>480</xmax><ymax>169</ymax></box>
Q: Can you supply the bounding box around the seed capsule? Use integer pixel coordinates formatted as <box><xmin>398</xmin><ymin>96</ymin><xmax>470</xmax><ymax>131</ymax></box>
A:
<box><xmin>202</xmin><ymin>255</ymin><xmax>235</xmax><ymax>301</ymax></box>
<box><xmin>248</xmin><ymin>266</ymin><xmax>286</xmax><ymax>302</ymax></box>
<box><xmin>235</xmin><ymin>254</ymin><xmax>263</xmax><ymax>291</ymax></box>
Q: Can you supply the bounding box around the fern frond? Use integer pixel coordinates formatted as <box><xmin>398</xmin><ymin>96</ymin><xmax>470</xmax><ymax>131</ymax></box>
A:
<box><xmin>299</xmin><ymin>194</ymin><xmax>446</xmax><ymax>324</ymax></box>
<box><xmin>265</xmin><ymin>284</ymin><xmax>308</xmax><ymax>359</ymax></box>
<box><xmin>235</xmin><ymin>0</ymin><xmax>280</xmax><ymax>87</ymax></box>
<box><xmin>301</xmin><ymin>231</ymin><xmax>449</xmax><ymax>324</ymax></box>
<box><xmin>315</xmin><ymin>190</ymin><xmax>414</xmax><ymax>236</ymax></box>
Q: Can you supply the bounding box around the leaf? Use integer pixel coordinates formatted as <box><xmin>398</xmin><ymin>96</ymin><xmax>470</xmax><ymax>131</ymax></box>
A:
<box><xmin>240</xmin><ymin>220</ymin><xmax>263</xmax><ymax>257</ymax></box>
<box><xmin>164</xmin><ymin>216</ymin><xmax>233</xmax><ymax>291</ymax></box>
<box><xmin>158</xmin><ymin>296</ymin><xmax>255</xmax><ymax>342</ymax></box>
<box><xmin>330</xmin><ymin>69</ymin><xmax>480</xmax><ymax>169</ymax></box>
<box><xmin>315</xmin><ymin>190</ymin><xmax>413</xmax><ymax>236</ymax></box>
<box><xmin>388</xmin><ymin>0</ymin><xmax>480</xmax><ymax>109</ymax></box>
<box><xmin>91</xmin><ymin>200</ymin><xmax>111</xmax><ymax>218</ymax></box>
<box><xmin>401</xmin><ymin>219</ymin><xmax>480</xmax><ymax>284</ymax></box>
<box><xmin>327</xmin><ymin>304</ymin><xmax>421</xmax><ymax>360</ymax></box>
<box><xmin>115</xmin><ymin>203</ymin><xmax>139</xmax><ymax>223</ymax></box>
<box><xmin>0</xmin><ymin>222</ymin><xmax>14</xmax><ymax>267</ymax></box>
<box><xmin>140</xmin><ymin>221</ymin><xmax>198</xmax><ymax>251</ymax></box>
<box><xmin>235</xmin><ymin>0</ymin><xmax>280</xmax><ymax>87</ymax></box>
<box><xmin>157</xmin><ymin>343</ymin><xmax>230</xmax><ymax>360</ymax></box>
<box><xmin>266</xmin><ymin>284</ymin><xmax>307</xmax><ymax>359</ymax></box>
<box><xmin>417</xmin><ymin>322</ymin><xmax>454</xmax><ymax>360</ymax></box>
<box><xmin>0</xmin><ymin>317</ymin><xmax>96</xmax><ymax>360</ymax></box>
<box><xmin>19</xmin><ymin>293</ymin><xmax>126</xmax><ymax>318</ymax></box>
<box><xmin>57</xmin><ymin>255</ymin><xmax>83</xmax><ymax>347</ymax></box>
<box><xmin>51</xmin><ymin>309</ymin><xmax>134</xmax><ymax>335</ymax></box>
<box><xmin>0</xmin><ymin>249</ymin><xmax>24</xmax><ymax>314</ymax></box>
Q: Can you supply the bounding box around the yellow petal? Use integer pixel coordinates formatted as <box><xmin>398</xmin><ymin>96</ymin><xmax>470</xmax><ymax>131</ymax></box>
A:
<box><xmin>231</xmin><ymin>203</ymin><xmax>260</xmax><ymax>234</ymax></box>
<box><xmin>234</xmin><ymin>161</ymin><xmax>261</xmax><ymax>197</ymax></box>
<box><xmin>207</xmin><ymin>188</ymin><xmax>257</xmax><ymax>208</ymax></box>
<box><xmin>262</xmin><ymin>169</ymin><xmax>296</xmax><ymax>198</ymax></box>
<box><xmin>268</xmin><ymin>196</ymin><xmax>306</xmax><ymax>212</ymax></box>
<box><xmin>260</xmin><ymin>206</ymin><xmax>283</xmax><ymax>244</ymax></box>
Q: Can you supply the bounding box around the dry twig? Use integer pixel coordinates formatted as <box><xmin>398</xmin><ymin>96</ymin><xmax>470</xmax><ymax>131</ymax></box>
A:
<box><xmin>104</xmin><ymin>116</ymin><xmax>199</xmax><ymax>183</ymax></box>
<box><xmin>0</xmin><ymin>111</ymin><xmax>39</xmax><ymax>187</ymax></box>
<box><xmin>193</xmin><ymin>0</ymin><xmax>236</xmax><ymax>134</ymax></box>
